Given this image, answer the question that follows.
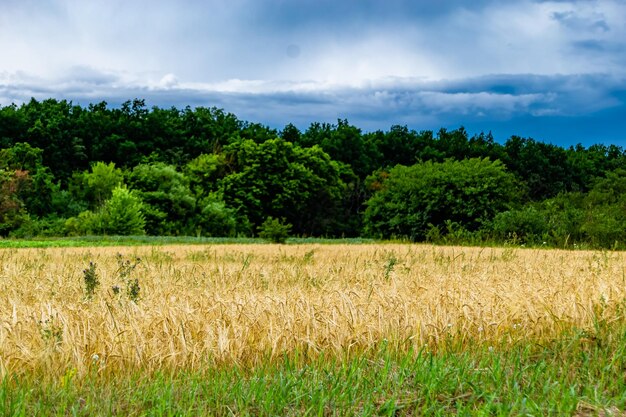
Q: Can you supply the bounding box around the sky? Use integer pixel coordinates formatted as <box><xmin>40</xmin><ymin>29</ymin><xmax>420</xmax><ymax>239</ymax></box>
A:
<box><xmin>1</xmin><ymin>0</ymin><xmax>625</xmax><ymax>147</ymax></box>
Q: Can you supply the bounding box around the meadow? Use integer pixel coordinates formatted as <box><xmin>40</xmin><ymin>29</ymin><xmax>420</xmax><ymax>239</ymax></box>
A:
<box><xmin>1</xmin><ymin>243</ymin><xmax>626</xmax><ymax>415</ymax></box>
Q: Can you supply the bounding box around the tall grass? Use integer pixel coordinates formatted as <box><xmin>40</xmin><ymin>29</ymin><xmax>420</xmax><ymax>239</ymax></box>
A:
<box><xmin>1</xmin><ymin>244</ymin><xmax>624</xmax><ymax>383</ymax></box>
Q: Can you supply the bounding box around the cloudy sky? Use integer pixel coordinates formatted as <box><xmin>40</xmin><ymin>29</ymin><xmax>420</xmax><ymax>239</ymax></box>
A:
<box><xmin>1</xmin><ymin>0</ymin><xmax>625</xmax><ymax>146</ymax></box>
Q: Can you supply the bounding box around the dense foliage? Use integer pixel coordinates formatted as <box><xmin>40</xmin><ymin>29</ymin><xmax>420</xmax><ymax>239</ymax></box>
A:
<box><xmin>1</xmin><ymin>98</ymin><xmax>625</xmax><ymax>247</ymax></box>
<box><xmin>364</xmin><ymin>159</ymin><xmax>520</xmax><ymax>240</ymax></box>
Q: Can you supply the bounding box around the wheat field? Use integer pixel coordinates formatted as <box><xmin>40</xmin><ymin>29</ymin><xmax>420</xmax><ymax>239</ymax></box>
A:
<box><xmin>1</xmin><ymin>244</ymin><xmax>624</xmax><ymax>380</ymax></box>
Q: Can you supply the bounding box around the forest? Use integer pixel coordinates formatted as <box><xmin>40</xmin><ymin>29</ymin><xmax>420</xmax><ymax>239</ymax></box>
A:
<box><xmin>1</xmin><ymin>98</ymin><xmax>625</xmax><ymax>248</ymax></box>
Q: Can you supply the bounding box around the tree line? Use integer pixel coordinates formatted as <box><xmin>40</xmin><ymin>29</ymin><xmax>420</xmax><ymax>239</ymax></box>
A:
<box><xmin>1</xmin><ymin>98</ymin><xmax>625</xmax><ymax>248</ymax></box>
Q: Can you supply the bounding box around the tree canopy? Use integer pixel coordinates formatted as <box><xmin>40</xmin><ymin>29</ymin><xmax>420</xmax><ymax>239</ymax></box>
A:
<box><xmin>1</xmin><ymin>98</ymin><xmax>625</xmax><ymax>248</ymax></box>
<box><xmin>364</xmin><ymin>159</ymin><xmax>520</xmax><ymax>240</ymax></box>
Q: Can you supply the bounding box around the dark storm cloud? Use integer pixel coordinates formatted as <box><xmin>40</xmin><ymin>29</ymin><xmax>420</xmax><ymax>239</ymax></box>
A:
<box><xmin>1</xmin><ymin>0</ymin><xmax>626</xmax><ymax>146</ymax></box>
<box><xmin>3</xmin><ymin>71</ymin><xmax>623</xmax><ymax>134</ymax></box>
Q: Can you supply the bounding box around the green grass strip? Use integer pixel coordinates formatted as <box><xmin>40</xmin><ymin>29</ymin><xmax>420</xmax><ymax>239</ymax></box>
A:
<box><xmin>0</xmin><ymin>236</ymin><xmax>376</xmax><ymax>249</ymax></box>
<box><xmin>3</xmin><ymin>324</ymin><xmax>626</xmax><ymax>416</ymax></box>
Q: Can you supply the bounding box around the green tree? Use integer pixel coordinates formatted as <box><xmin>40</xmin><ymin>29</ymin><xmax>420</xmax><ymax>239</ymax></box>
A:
<box><xmin>0</xmin><ymin>104</ymin><xmax>27</xmax><ymax>149</ymax></box>
<box><xmin>434</xmin><ymin>127</ymin><xmax>471</xmax><ymax>161</ymax></box>
<box><xmin>194</xmin><ymin>193</ymin><xmax>243</xmax><ymax>237</ymax></box>
<box><xmin>364</xmin><ymin>158</ymin><xmax>520</xmax><ymax>240</ymax></box>
<box><xmin>320</xmin><ymin>120</ymin><xmax>377</xmax><ymax>179</ymax></box>
<box><xmin>22</xmin><ymin>99</ymin><xmax>88</xmax><ymax>181</ymax></box>
<box><xmin>220</xmin><ymin>138</ymin><xmax>345</xmax><ymax>236</ymax></box>
<box><xmin>0</xmin><ymin>143</ymin><xmax>56</xmax><ymax>217</ymax></box>
<box><xmin>126</xmin><ymin>162</ymin><xmax>196</xmax><ymax>235</ymax></box>
<box><xmin>502</xmin><ymin>136</ymin><xmax>572</xmax><ymax>200</ymax></box>
<box><xmin>180</xmin><ymin>106</ymin><xmax>242</xmax><ymax>155</ymax></box>
<box><xmin>580</xmin><ymin>169</ymin><xmax>626</xmax><ymax>248</ymax></box>
<box><xmin>100</xmin><ymin>186</ymin><xmax>146</xmax><ymax>235</ymax></box>
<box><xmin>258</xmin><ymin>217</ymin><xmax>292</xmax><ymax>243</ymax></box>
<box><xmin>65</xmin><ymin>186</ymin><xmax>145</xmax><ymax>236</ymax></box>
<box><xmin>71</xmin><ymin>161</ymin><xmax>124</xmax><ymax>209</ymax></box>
<box><xmin>0</xmin><ymin>169</ymin><xmax>30</xmax><ymax>236</ymax></box>
<box><xmin>280</xmin><ymin>123</ymin><xmax>302</xmax><ymax>143</ymax></box>
<box><xmin>299</xmin><ymin>120</ymin><xmax>378</xmax><ymax>235</ymax></box>
<box><xmin>0</xmin><ymin>142</ymin><xmax>44</xmax><ymax>172</ymax></box>
<box><xmin>366</xmin><ymin>125</ymin><xmax>416</xmax><ymax>168</ymax></box>
<box><xmin>184</xmin><ymin>153</ymin><xmax>227</xmax><ymax>199</ymax></box>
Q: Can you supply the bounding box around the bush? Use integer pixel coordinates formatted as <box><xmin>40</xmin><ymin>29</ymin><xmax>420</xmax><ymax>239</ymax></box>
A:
<box><xmin>194</xmin><ymin>194</ymin><xmax>239</xmax><ymax>237</ymax></box>
<box><xmin>64</xmin><ymin>210</ymin><xmax>98</xmax><ymax>236</ymax></box>
<box><xmin>491</xmin><ymin>207</ymin><xmax>548</xmax><ymax>244</ymax></box>
<box><xmin>100</xmin><ymin>186</ymin><xmax>146</xmax><ymax>235</ymax></box>
<box><xmin>582</xmin><ymin>206</ymin><xmax>626</xmax><ymax>249</ymax></box>
<box><xmin>540</xmin><ymin>193</ymin><xmax>586</xmax><ymax>247</ymax></box>
<box><xmin>9</xmin><ymin>216</ymin><xmax>68</xmax><ymax>238</ymax></box>
<box><xmin>426</xmin><ymin>220</ymin><xmax>486</xmax><ymax>245</ymax></box>
<box><xmin>65</xmin><ymin>186</ymin><xmax>145</xmax><ymax>236</ymax></box>
<box><xmin>258</xmin><ymin>217</ymin><xmax>292</xmax><ymax>243</ymax></box>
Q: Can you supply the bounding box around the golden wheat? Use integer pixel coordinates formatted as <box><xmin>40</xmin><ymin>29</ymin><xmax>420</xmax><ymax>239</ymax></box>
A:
<box><xmin>0</xmin><ymin>244</ymin><xmax>624</xmax><ymax>379</ymax></box>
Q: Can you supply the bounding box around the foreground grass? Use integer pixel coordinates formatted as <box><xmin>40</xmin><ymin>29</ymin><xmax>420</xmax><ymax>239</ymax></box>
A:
<box><xmin>3</xmin><ymin>325</ymin><xmax>626</xmax><ymax>416</ymax></box>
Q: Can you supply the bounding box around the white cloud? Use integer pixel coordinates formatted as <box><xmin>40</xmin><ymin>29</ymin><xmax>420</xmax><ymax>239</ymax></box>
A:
<box><xmin>2</xmin><ymin>0</ymin><xmax>625</xmax><ymax>85</ymax></box>
<box><xmin>157</xmin><ymin>74</ymin><xmax>179</xmax><ymax>89</ymax></box>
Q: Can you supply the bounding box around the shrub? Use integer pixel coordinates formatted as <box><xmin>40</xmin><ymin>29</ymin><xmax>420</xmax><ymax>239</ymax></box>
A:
<box><xmin>491</xmin><ymin>207</ymin><xmax>548</xmax><ymax>244</ymax></box>
<box><xmin>194</xmin><ymin>195</ymin><xmax>239</xmax><ymax>237</ymax></box>
<box><xmin>65</xmin><ymin>186</ymin><xmax>146</xmax><ymax>236</ymax></box>
<box><xmin>100</xmin><ymin>186</ymin><xmax>146</xmax><ymax>235</ymax></box>
<box><xmin>258</xmin><ymin>217</ymin><xmax>292</xmax><ymax>243</ymax></box>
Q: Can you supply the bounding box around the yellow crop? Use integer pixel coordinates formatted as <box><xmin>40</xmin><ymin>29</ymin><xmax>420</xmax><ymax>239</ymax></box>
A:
<box><xmin>1</xmin><ymin>244</ymin><xmax>624</xmax><ymax>380</ymax></box>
